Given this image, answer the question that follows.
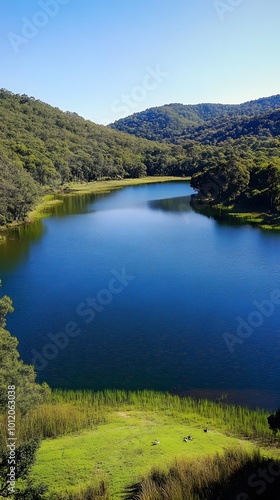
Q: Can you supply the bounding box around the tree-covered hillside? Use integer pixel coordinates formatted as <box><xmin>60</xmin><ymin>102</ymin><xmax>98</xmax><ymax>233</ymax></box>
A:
<box><xmin>1</xmin><ymin>89</ymin><xmax>280</xmax><ymax>228</ymax></box>
<box><xmin>110</xmin><ymin>95</ymin><xmax>280</xmax><ymax>220</ymax></box>
<box><xmin>110</xmin><ymin>95</ymin><xmax>280</xmax><ymax>144</ymax></box>
<box><xmin>0</xmin><ymin>89</ymin><xmax>187</xmax><ymax>225</ymax></box>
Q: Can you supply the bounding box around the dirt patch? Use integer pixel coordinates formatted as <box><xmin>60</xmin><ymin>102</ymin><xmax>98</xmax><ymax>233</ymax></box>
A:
<box><xmin>116</xmin><ymin>412</ymin><xmax>130</xmax><ymax>419</ymax></box>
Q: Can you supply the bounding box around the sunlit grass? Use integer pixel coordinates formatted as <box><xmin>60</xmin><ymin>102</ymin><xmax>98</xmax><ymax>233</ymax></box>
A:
<box><xmin>2</xmin><ymin>390</ymin><xmax>278</xmax><ymax>499</ymax></box>
<box><xmin>29</xmin><ymin>409</ymin><xmax>255</xmax><ymax>498</ymax></box>
<box><xmin>2</xmin><ymin>390</ymin><xmax>277</xmax><ymax>450</ymax></box>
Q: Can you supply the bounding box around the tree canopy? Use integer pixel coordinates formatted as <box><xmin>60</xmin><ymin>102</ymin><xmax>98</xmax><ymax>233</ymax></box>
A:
<box><xmin>1</xmin><ymin>89</ymin><xmax>280</xmax><ymax>225</ymax></box>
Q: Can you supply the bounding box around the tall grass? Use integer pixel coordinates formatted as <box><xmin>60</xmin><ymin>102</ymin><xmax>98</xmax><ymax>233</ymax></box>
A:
<box><xmin>50</xmin><ymin>481</ymin><xmax>111</xmax><ymax>500</ymax></box>
<box><xmin>132</xmin><ymin>448</ymin><xmax>280</xmax><ymax>500</ymax></box>
<box><xmin>0</xmin><ymin>390</ymin><xmax>278</xmax><ymax>452</ymax></box>
<box><xmin>50</xmin><ymin>389</ymin><xmax>278</xmax><ymax>442</ymax></box>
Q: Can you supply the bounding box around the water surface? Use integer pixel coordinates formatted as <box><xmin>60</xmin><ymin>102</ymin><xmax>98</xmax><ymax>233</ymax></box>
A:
<box><xmin>1</xmin><ymin>181</ymin><xmax>280</xmax><ymax>410</ymax></box>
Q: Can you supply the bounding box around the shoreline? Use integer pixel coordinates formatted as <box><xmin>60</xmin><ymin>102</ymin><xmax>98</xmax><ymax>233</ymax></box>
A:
<box><xmin>0</xmin><ymin>176</ymin><xmax>189</xmax><ymax>240</ymax></box>
<box><xmin>213</xmin><ymin>206</ymin><xmax>280</xmax><ymax>231</ymax></box>
<box><xmin>2</xmin><ymin>176</ymin><xmax>279</xmax><ymax>240</ymax></box>
<box><xmin>191</xmin><ymin>196</ymin><xmax>280</xmax><ymax>231</ymax></box>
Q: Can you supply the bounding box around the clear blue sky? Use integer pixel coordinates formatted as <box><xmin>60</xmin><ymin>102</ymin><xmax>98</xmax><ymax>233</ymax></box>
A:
<box><xmin>1</xmin><ymin>0</ymin><xmax>280</xmax><ymax>124</ymax></box>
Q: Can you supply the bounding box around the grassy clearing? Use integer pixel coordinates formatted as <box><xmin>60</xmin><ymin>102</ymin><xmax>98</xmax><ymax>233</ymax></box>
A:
<box><xmin>4</xmin><ymin>390</ymin><xmax>277</xmax><ymax>449</ymax></box>
<box><xmin>29</xmin><ymin>409</ymin><xmax>255</xmax><ymax>498</ymax></box>
<box><xmin>2</xmin><ymin>390</ymin><xmax>277</xmax><ymax>452</ymax></box>
<box><xmin>2</xmin><ymin>390</ymin><xmax>278</xmax><ymax>498</ymax></box>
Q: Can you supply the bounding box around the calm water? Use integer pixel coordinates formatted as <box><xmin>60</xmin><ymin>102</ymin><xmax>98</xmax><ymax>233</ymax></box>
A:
<box><xmin>1</xmin><ymin>181</ymin><xmax>280</xmax><ymax>410</ymax></box>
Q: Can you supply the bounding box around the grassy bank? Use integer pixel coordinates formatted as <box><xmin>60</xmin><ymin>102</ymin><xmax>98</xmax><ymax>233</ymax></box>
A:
<box><xmin>1</xmin><ymin>390</ymin><xmax>279</xmax><ymax>498</ymax></box>
<box><xmin>5</xmin><ymin>390</ymin><xmax>278</xmax><ymax>447</ymax></box>
<box><xmin>213</xmin><ymin>204</ymin><xmax>280</xmax><ymax>231</ymax></box>
<box><xmin>191</xmin><ymin>197</ymin><xmax>280</xmax><ymax>231</ymax></box>
<box><xmin>30</xmin><ymin>410</ymin><xmax>255</xmax><ymax>498</ymax></box>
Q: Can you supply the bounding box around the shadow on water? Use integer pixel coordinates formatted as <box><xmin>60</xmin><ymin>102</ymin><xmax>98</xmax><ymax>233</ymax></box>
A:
<box><xmin>0</xmin><ymin>221</ymin><xmax>45</xmax><ymax>273</ymax></box>
<box><xmin>148</xmin><ymin>195</ymin><xmax>192</xmax><ymax>213</ymax></box>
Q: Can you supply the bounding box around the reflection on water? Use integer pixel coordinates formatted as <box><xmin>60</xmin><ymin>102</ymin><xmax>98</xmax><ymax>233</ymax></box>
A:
<box><xmin>49</xmin><ymin>194</ymin><xmax>97</xmax><ymax>217</ymax></box>
<box><xmin>149</xmin><ymin>195</ymin><xmax>193</xmax><ymax>213</ymax></box>
<box><xmin>0</xmin><ymin>221</ymin><xmax>44</xmax><ymax>273</ymax></box>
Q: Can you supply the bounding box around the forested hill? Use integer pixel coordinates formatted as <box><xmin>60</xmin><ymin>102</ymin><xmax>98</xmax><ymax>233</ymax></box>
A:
<box><xmin>1</xmin><ymin>89</ymin><xmax>280</xmax><ymax>227</ymax></box>
<box><xmin>0</xmin><ymin>89</ymin><xmax>186</xmax><ymax>225</ymax></box>
<box><xmin>110</xmin><ymin>95</ymin><xmax>280</xmax><ymax>144</ymax></box>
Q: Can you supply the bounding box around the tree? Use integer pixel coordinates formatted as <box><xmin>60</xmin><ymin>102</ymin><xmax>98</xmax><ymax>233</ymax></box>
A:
<box><xmin>0</xmin><ymin>439</ymin><xmax>40</xmax><ymax>497</ymax></box>
<box><xmin>191</xmin><ymin>158</ymin><xmax>250</xmax><ymax>205</ymax></box>
<box><xmin>0</xmin><ymin>281</ymin><xmax>14</xmax><ymax>328</ymax></box>
<box><xmin>268</xmin><ymin>408</ymin><xmax>280</xmax><ymax>436</ymax></box>
<box><xmin>0</xmin><ymin>282</ymin><xmax>50</xmax><ymax>414</ymax></box>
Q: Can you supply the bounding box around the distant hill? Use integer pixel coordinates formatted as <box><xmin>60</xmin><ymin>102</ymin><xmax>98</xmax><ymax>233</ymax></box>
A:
<box><xmin>110</xmin><ymin>95</ymin><xmax>280</xmax><ymax>144</ymax></box>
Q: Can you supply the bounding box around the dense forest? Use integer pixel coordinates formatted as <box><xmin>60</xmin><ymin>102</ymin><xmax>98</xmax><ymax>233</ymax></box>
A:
<box><xmin>0</xmin><ymin>89</ymin><xmax>187</xmax><ymax>225</ymax></box>
<box><xmin>111</xmin><ymin>96</ymin><xmax>280</xmax><ymax>216</ymax></box>
<box><xmin>110</xmin><ymin>95</ymin><xmax>280</xmax><ymax>144</ymax></box>
<box><xmin>1</xmin><ymin>89</ymin><xmax>280</xmax><ymax>226</ymax></box>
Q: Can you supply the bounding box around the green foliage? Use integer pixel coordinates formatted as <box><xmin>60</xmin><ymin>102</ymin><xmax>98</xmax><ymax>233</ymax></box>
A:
<box><xmin>0</xmin><ymin>89</ymin><xmax>187</xmax><ymax>225</ymax></box>
<box><xmin>268</xmin><ymin>409</ymin><xmax>280</xmax><ymax>435</ymax></box>
<box><xmin>0</xmin><ymin>280</ymin><xmax>14</xmax><ymax>328</ymax></box>
<box><xmin>111</xmin><ymin>95</ymin><xmax>280</xmax><ymax>144</ymax></box>
<box><xmin>0</xmin><ymin>439</ymin><xmax>40</xmax><ymax>496</ymax></box>
<box><xmin>112</xmin><ymin>96</ymin><xmax>280</xmax><ymax>216</ymax></box>
<box><xmin>0</xmin><ymin>156</ymin><xmax>39</xmax><ymax>225</ymax></box>
<box><xmin>14</xmin><ymin>481</ymin><xmax>48</xmax><ymax>499</ymax></box>
<box><xmin>1</xmin><ymin>89</ymin><xmax>280</xmax><ymax>225</ymax></box>
<box><xmin>191</xmin><ymin>156</ymin><xmax>250</xmax><ymax>204</ymax></box>
<box><xmin>2</xmin><ymin>389</ymin><xmax>276</xmax><ymax>448</ymax></box>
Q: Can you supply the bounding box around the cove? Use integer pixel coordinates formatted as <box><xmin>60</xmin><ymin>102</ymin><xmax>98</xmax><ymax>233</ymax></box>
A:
<box><xmin>1</xmin><ymin>181</ymin><xmax>280</xmax><ymax>410</ymax></box>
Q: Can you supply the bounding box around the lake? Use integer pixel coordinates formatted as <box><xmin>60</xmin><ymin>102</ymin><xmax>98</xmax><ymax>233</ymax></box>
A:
<box><xmin>1</xmin><ymin>181</ymin><xmax>280</xmax><ymax>410</ymax></box>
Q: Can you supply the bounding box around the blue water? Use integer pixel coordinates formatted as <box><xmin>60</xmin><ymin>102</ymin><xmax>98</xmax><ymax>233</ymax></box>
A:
<box><xmin>1</xmin><ymin>181</ymin><xmax>280</xmax><ymax>410</ymax></box>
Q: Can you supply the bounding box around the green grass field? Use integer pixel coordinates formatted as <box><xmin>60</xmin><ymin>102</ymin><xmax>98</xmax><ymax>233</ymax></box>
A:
<box><xmin>1</xmin><ymin>390</ymin><xmax>279</xmax><ymax>498</ymax></box>
<box><xmin>30</xmin><ymin>409</ymin><xmax>256</xmax><ymax>498</ymax></box>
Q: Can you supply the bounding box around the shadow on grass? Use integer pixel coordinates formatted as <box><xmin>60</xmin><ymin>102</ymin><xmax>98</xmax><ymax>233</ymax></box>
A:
<box><xmin>123</xmin><ymin>449</ymin><xmax>280</xmax><ymax>500</ymax></box>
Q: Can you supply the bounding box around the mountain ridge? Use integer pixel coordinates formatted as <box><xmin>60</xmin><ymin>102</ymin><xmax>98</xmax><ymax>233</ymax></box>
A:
<box><xmin>110</xmin><ymin>94</ymin><xmax>280</xmax><ymax>143</ymax></box>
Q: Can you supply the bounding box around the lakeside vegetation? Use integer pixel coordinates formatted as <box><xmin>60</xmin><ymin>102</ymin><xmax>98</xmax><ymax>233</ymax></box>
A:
<box><xmin>26</xmin><ymin>177</ymin><xmax>188</xmax><ymax>223</ymax></box>
<box><xmin>1</xmin><ymin>388</ymin><xmax>280</xmax><ymax>499</ymax></box>
<box><xmin>0</xmin><ymin>90</ymin><xmax>189</xmax><ymax>228</ymax></box>
<box><xmin>1</xmin><ymin>89</ymin><xmax>280</xmax><ymax>231</ymax></box>
<box><xmin>112</xmin><ymin>96</ymin><xmax>280</xmax><ymax>226</ymax></box>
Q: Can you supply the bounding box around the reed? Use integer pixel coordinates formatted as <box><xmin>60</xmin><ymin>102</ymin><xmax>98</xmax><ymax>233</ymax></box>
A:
<box><xmin>0</xmin><ymin>390</ymin><xmax>278</xmax><ymax>452</ymax></box>
<box><xmin>134</xmin><ymin>448</ymin><xmax>280</xmax><ymax>500</ymax></box>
